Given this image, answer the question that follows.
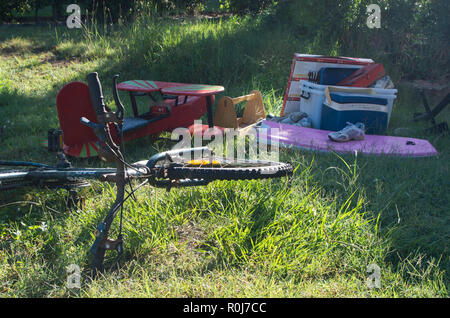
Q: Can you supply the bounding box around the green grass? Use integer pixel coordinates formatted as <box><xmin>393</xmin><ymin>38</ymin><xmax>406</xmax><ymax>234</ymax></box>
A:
<box><xmin>0</xmin><ymin>15</ymin><xmax>448</xmax><ymax>298</ymax></box>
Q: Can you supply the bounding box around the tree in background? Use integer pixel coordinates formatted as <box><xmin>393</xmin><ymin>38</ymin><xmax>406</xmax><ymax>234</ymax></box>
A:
<box><xmin>218</xmin><ymin>0</ymin><xmax>276</xmax><ymax>13</ymax></box>
<box><xmin>273</xmin><ymin>0</ymin><xmax>449</xmax><ymax>80</ymax></box>
<box><xmin>0</xmin><ymin>0</ymin><xmax>277</xmax><ymax>23</ymax></box>
<box><xmin>80</xmin><ymin>0</ymin><xmax>207</xmax><ymax>23</ymax></box>
<box><xmin>0</xmin><ymin>0</ymin><xmax>33</xmax><ymax>22</ymax></box>
<box><xmin>0</xmin><ymin>0</ymin><xmax>71</xmax><ymax>23</ymax></box>
<box><xmin>0</xmin><ymin>0</ymin><xmax>204</xmax><ymax>23</ymax></box>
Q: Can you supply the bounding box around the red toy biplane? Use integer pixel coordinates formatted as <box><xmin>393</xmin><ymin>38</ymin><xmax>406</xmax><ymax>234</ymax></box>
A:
<box><xmin>55</xmin><ymin>73</ymin><xmax>224</xmax><ymax>157</ymax></box>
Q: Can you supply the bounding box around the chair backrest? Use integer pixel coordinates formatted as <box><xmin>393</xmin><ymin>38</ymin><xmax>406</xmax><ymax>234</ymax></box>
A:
<box><xmin>213</xmin><ymin>90</ymin><xmax>266</xmax><ymax>129</ymax></box>
<box><xmin>56</xmin><ymin>81</ymin><xmax>99</xmax><ymax>146</ymax></box>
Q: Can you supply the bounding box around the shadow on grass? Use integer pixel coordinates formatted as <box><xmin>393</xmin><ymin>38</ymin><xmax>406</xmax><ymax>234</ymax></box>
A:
<box><xmin>310</xmin><ymin>149</ymin><xmax>449</xmax><ymax>285</ymax></box>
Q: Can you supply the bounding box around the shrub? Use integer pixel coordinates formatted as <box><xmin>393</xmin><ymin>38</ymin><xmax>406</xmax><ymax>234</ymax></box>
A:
<box><xmin>274</xmin><ymin>0</ymin><xmax>449</xmax><ymax>80</ymax></box>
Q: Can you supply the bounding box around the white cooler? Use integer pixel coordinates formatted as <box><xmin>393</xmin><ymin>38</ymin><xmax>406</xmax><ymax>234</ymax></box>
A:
<box><xmin>298</xmin><ymin>81</ymin><xmax>397</xmax><ymax>129</ymax></box>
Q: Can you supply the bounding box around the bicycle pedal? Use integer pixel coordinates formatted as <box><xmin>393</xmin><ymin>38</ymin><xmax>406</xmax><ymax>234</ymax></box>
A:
<box><xmin>56</xmin><ymin>152</ymin><xmax>72</xmax><ymax>168</ymax></box>
<box><xmin>67</xmin><ymin>190</ymin><xmax>85</xmax><ymax>210</ymax></box>
<box><xmin>47</xmin><ymin>129</ymin><xmax>64</xmax><ymax>152</ymax></box>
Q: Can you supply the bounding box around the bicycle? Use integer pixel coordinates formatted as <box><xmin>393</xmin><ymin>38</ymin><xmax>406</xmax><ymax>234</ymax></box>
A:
<box><xmin>0</xmin><ymin>72</ymin><xmax>293</xmax><ymax>276</ymax></box>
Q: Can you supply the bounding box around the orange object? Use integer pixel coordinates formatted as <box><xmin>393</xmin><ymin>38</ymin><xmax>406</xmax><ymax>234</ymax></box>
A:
<box><xmin>187</xmin><ymin>159</ymin><xmax>221</xmax><ymax>165</ymax></box>
<box><xmin>337</xmin><ymin>63</ymin><xmax>385</xmax><ymax>87</ymax></box>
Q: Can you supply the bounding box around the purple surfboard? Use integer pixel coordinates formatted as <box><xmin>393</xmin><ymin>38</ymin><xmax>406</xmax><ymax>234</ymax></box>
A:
<box><xmin>260</xmin><ymin>120</ymin><xmax>438</xmax><ymax>157</ymax></box>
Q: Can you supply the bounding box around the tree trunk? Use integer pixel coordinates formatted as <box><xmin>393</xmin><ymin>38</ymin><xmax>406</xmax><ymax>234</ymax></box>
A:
<box><xmin>34</xmin><ymin>0</ymin><xmax>39</xmax><ymax>24</ymax></box>
<box><xmin>52</xmin><ymin>3</ymin><xmax>57</xmax><ymax>22</ymax></box>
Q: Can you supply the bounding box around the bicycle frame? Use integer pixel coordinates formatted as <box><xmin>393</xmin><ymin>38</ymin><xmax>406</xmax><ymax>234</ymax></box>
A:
<box><xmin>78</xmin><ymin>72</ymin><xmax>222</xmax><ymax>274</ymax></box>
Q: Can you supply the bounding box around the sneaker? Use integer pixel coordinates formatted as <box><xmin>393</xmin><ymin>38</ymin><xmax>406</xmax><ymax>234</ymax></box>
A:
<box><xmin>288</xmin><ymin>112</ymin><xmax>308</xmax><ymax>123</ymax></box>
<box><xmin>328</xmin><ymin>122</ymin><xmax>365</xmax><ymax>142</ymax></box>
<box><xmin>294</xmin><ymin>117</ymin><xmax>312</xmax><ymax>128</ymax></box>
<box><xmin>279</xmin><ymin>112</ymin><xmax>307</xmax><ymax>124</ymax></box>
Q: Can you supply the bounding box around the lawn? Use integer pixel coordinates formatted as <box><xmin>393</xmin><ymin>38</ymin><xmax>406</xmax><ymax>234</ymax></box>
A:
<box><xmin>0</xmin><ymin>15</ymin><xmax>448</xmax><ymax>297</ymax></box>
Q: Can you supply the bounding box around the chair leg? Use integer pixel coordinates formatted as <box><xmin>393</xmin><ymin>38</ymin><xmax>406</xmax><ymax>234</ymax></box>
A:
<box><xmin>414</xmin><ymin>91</ymin><xmax>449</xmax><ymax>123</ymax></box>
<box><xmin>414</xmin><ymin>91</ymin><xmax>450</xmax><ymax>134</ymax></box>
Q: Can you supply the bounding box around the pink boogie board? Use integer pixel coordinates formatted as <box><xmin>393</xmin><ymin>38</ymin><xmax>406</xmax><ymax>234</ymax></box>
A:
<box><xmin>260</xmin><ymin>120</ymin><xmax>438</xmax><ymax>157</ymax></box>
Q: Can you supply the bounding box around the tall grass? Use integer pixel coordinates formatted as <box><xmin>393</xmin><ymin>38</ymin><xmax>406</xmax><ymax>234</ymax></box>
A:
<box><xmin>0</xmin><ymin>12</ymin><xmax>448</xmax><ymax>297</ymax></box>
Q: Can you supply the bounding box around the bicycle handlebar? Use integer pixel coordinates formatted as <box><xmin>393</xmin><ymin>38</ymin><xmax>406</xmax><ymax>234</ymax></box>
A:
<box><xmin>80</xmin><ymin>117</ymin><xmax>107</xmax><ymax>143</ymax></box>
<box><xmin>86</xmin><ymin>72</ymin><xmax>125</xmax><ymax>123</ymax></box>
<box><xmin>87</xmin><ymin>72</ymin><xmax>107</xmax><ymax>117</ymax></box>
<box><xmin>80</xmin><ymin>116</ymin><xmax>100</xmax><ymax>129</ymax></box>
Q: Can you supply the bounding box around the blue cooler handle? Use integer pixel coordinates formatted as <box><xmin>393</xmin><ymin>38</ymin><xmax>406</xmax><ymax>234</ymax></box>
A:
<box><xmin>324</xmin><ymin>86</ymin><xmax>377</xmax><ymax>105</ymax></box>
<box><xmin>300</xmin><ymin>90</ymin><xmax>311</xmax><ymax>99</ymax></box>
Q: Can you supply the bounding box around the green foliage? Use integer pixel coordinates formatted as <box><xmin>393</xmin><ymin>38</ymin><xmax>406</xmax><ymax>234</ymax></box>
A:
<box><xmin>276</xmin><ymin>0</ymin><xmax>351</xmax><ymax>35</ymax></box>
<box><xmin>220</xmin><ymin>0</ymin><xmax>277</xmax><ymax>13</ymax></box>
<box><xmin>0</xmin><ymin>0</ymin><xmax>33</xmax><ymax>22</ymax></box>
<box><xmin>0</xmin><ymin>7</ymin><xmax>448</xmax><ymax>297</ymax></box>
<box><xmin>274</xmin><ymin>0</ymin><xmax>449</xmax><ymax>80</ymax></box>
<box><xmin>78</xmin><ymin>0</ymin><xmax>208</xmax><ymax>23</ymax></box>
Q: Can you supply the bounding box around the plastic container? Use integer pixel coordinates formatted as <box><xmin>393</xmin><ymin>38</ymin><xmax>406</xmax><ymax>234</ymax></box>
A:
<box><xmin>281</xmin><ymin>54</ymin><xmax>374</xmax><ymax>116</ymax></box>
<box><xmin>328</xmin><ymin>92</ymin><xmax>388</xmax><ymax>105</ymax></box>
<box><xmin>298</xmin><ymin>86</ymin><xmax>327</xmax><ymax>128</ymax></box>
<box><xmin>318</xmin><ymin>67</ymin><xmax>360</xmax><ymax>85</ymax></box>
<box><xmin>321</xmin><ymin>99</ymin><xmax>389</xmax><ymax>134</ymax></box>
<box><xmin>299</xmin><ymin>81</ymin><xmax>397</xmax><ymax>128</ymax></box>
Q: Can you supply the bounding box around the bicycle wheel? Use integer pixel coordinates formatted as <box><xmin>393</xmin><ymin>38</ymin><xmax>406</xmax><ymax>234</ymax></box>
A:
<box><xmin>163</xmin><ymin>156</ymin><xmax>293</xmax><ymax>181</ymax></box>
